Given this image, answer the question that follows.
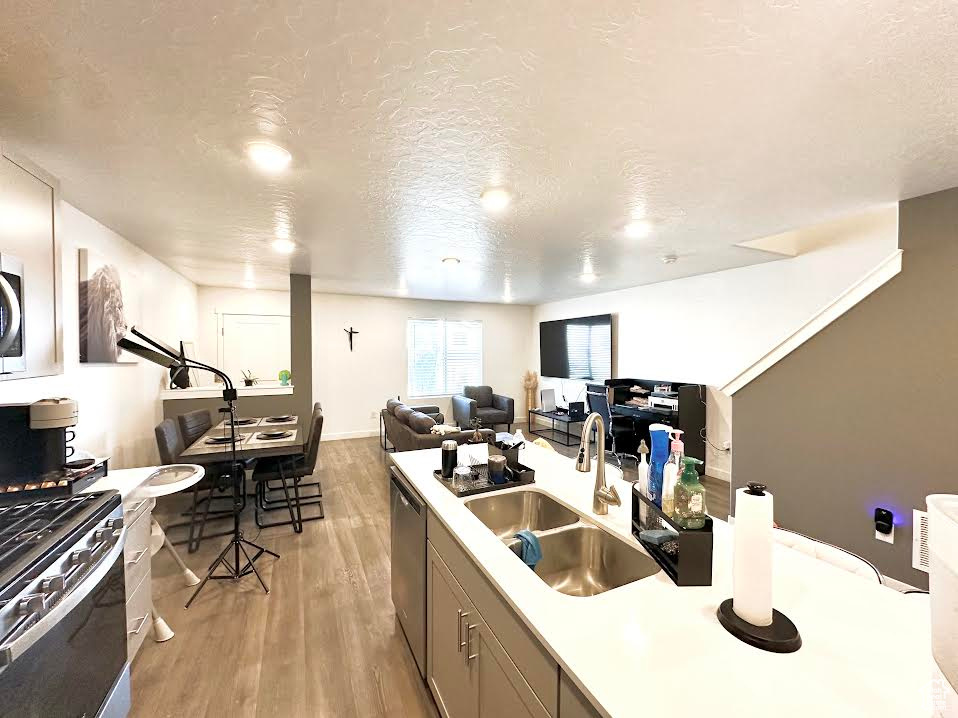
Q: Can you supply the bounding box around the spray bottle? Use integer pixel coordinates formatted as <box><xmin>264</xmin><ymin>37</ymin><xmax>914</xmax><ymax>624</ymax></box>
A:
<box><xmin>648</xmin><ymin>424</ymin><xmax>672</xmax><ymax>508</ymax></box>
<box><xmin>662</xmin><ymin>429</ymin><xmax>685</xmax><ymax>517</ymax></box>
<box><xmin>636</xmin><ymin>439</ymin><xmax>650</xmax><ymax>522</ymax></box>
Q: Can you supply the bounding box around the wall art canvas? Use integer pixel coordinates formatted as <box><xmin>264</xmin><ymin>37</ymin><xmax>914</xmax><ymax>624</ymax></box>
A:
<box><xmin>78</xmin><ymin>248</ymin><xmax>138</xmax><ymax>363</ymax></box>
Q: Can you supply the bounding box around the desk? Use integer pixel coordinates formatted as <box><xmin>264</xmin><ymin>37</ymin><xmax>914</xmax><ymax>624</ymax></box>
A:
<box><xmin>528</xmin><ymin>408</ymin><xmax>586</xmax><ymax>446</ymax></box>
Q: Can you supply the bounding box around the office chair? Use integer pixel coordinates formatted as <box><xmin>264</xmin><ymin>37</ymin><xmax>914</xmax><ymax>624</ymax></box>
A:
<box><xmin>585</xmin><ymin>390</ymin><xmax>639</xmax><ymax>468</ymax></box>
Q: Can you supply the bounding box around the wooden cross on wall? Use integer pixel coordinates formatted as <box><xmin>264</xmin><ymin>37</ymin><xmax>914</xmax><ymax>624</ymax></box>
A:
<box><xmin>344</xmin><ymin>327</ymin><xmax>359</xmax><ymax>351</ymax></box>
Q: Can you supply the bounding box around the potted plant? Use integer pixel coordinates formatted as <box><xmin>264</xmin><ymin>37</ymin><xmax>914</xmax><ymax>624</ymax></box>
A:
<box><xmin>241</xmin><ymin>370</ymin><xmax>258</xmax><ymax>387</ymax></box>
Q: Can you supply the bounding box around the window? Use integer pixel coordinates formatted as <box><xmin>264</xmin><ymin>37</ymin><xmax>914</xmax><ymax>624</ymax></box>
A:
<box><xmin>565</xmin><ymin>322</ymin><xmax>611</xmax><ymax>381</ymax></box>
<box><xmin>407</xmin><ymin>319</ymin><xmax>483</xmax><ymax>396</ymax></box>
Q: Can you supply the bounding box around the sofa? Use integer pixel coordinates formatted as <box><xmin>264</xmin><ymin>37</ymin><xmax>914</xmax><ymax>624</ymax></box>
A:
<box><xmin>381</xmin><ymin>398</ymin><xmax>494</xmax><ymax>452</ymax></box>
<box><xmin>451</xmin><ymin>385</ymin><xmax>514</xmax><ymax>431</ymax></box>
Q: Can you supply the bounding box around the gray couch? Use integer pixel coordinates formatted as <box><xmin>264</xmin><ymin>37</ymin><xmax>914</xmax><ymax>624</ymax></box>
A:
<box><xmin>451</xmin><ymin>385</ymin><xmax>514</xmax><ymax>431</ymax></box>
<box><xmin>381</xmin><ymin>398</ymin><xmax>494</xmax><ymax>452</ymax></box>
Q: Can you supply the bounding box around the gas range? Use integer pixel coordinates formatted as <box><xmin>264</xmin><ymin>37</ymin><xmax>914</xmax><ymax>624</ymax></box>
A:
<box><xmin>0</xmin><ymin>491</ymin><xmax>129</xmax><ymax>718</ymax></box>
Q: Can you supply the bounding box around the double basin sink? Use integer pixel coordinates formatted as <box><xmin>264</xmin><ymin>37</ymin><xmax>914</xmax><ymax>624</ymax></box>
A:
<box><xmin>464</xmin><ymin>489</ymin><xmax>660</xmax><ymax>597</ymax></box>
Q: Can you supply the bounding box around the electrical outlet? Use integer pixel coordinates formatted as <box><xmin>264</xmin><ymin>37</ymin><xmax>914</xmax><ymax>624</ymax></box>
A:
<box><xmin>875</xmin><ymin>525</ymin><xmax>894</xmax><ymax>544</ymax></box>
<box><xmin>369</xmin><ymin>410</ymin><xmax>378</xmax><ymax>419</ymax></box>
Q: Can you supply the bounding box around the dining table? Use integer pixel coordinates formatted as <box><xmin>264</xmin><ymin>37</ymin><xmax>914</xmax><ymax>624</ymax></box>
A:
<box><xmin>180</xmin><ymin>415</ymin><xmax>303</xmax><ymax>463</ymax></box>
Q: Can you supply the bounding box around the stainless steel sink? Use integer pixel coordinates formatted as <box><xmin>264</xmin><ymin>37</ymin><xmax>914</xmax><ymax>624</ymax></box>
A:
<box><xmin>465</xmin><ymin>490</ymin><xmax>579</xmax><ymax>539</ymax></box>
<box><xmin>510</xmin><ymin>524</ymin><xmax>661</xmax><ymax>597</ymax></box>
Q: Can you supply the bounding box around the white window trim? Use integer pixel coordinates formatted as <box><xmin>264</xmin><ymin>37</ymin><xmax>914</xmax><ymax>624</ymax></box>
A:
<box><xmin>406</xmin><ymin>317</ymin><xmax>484</xmax><ymax>398</ymax></box>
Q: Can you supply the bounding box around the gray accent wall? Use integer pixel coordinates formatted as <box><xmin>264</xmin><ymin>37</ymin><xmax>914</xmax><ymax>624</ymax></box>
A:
<box><xmin>290</xmin><ymin>274</ymin><xmax>313</xmax><ymax>425</ymax></box>
<box><xmin>732</xmin><ymin>186</ymin><xmax>958</xmax><ymax>588</ymax></box>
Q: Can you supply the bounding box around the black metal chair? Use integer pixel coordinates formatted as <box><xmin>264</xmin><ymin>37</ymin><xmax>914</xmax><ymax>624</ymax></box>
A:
<box><xmin>252</xmin><ymin>403</ymin><xmax>325</xmax><ymax>533</ymax></box>
<box><xmin>585</xmin><ymin>390</ymin><xmax>638</xmax><ymax>467</ymax></box>
<box><xmin>155</xmin><ymin>418</ymin><xmax>237</xmax><ymax>553</ymax></box>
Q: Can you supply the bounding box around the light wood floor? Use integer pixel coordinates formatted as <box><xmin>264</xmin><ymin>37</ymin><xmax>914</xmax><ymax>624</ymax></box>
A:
<box><xmin>131</xmin><ymin>437</ymin><xmax>438</xmax><ymax>718</ymax></box>
<box><xmin>131</xmin><ymin>434</ymin><xmax>730</xmax><ymax>718</ymax></box>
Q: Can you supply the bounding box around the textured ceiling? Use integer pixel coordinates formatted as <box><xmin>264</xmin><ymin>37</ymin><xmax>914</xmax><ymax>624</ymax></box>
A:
<box><xmin>1</xmin><ymin>1</ymin><xmax>957</xmax><ymax>304</ymax></box>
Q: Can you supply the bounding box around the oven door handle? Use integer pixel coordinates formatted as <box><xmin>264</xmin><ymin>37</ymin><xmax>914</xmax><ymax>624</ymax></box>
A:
<box><xmin>0</xmin><ymin>527</ymin><xmax>126</xmax><ymax>672</ymax></box>
<box><xmin>0</xmin><ymin>274</ymin><xmax>21</xmax><ymax>355</ymax></box>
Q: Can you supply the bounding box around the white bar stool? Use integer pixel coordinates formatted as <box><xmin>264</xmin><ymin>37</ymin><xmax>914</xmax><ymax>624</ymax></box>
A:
<box><xmin>139</xmin><ymin>465</ymin><xmax>206</xmax><ymax>642</ymax></box>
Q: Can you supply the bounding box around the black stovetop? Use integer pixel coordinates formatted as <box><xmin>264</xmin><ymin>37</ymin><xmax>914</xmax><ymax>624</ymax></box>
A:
<box><xmin>0</xmin><ymin>492</ymin><xmax>120</xmax><ymax>597</ymax></box>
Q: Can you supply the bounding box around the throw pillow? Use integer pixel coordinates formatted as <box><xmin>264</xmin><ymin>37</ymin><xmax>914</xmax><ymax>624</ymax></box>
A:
<box><xmin>408</xmin><ymin>411</ymin><xmax>437</xmax><ymax>434</ymax></box>
<box><xmin>386</xmin><ymin>398</ymin><xmax>402</xmax><ymax>414</ymax></box>
<box><xmin>395</xmin><ymin>405</ymin><xmax>415</xmax><ymax>425</ymax></box>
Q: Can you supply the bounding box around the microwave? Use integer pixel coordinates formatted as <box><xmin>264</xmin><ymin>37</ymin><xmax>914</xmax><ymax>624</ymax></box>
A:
<box><xmin>0</xmin><ymin>253</ymin><xmax>25</xmax><ymax>374</ymax></box>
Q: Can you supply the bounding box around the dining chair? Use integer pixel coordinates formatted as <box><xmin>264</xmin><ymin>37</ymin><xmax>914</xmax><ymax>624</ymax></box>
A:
<box><xmin>177</xmin><ymin>409</ymin><xmax>213</xmax><ymax>446</ymax></box>
<box><xmin>252</xmin><ymin>403</ymin><xmax>325</xmax><ymax>533</ymax></box>
<box><xmin>155</xmin><ymin>418</ymin><xmax>235</xmax><ymax>552</ymax></box>
<box><xmin>773</xmin><ymin>527</ymin><xmax>883</xmax><ymax>583</ymax></box>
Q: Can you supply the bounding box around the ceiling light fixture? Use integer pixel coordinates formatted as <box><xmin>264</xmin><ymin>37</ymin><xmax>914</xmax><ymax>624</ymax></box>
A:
<box><xmin>480</xmin><ymin>187</ymin><xmax>512</xmax><ymax>213</ymax></box>
<box><xmin>242</xmin><ymin>280</ymin><xmax>256</xmax><ymax>290</ymax></box>
<box><xmin>624</xmin><ymin>219</ymin><xmax>652</xmax><ymax>239</ymax></box>
<box><xmin>272</xmin><ymin>238</ymin><xmax>296</xmax><ymax>254</ymax></box>
<box><xmin>579</xmin><ymin>272</ymin><xmax>597</xmax><ymax>284</ymax></box>
<box><xmin>442</xmin><ymin>256</ymin><xmax>461</xmax><ymax>266</ymax></box>
<box><xmin>246</xmin><ymin>141</ymin><xmax>292</xmax><ymax>173</ymax></box>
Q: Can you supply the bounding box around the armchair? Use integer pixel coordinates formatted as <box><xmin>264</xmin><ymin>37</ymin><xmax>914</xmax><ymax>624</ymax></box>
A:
<box><xmin>452</xmin><ymin>385</ymin><xmax>515</xmax><ymax>431</ymax></box>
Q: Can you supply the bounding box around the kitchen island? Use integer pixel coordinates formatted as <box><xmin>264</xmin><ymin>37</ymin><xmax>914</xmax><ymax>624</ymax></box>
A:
<box><xmin>390</xmin><ymin>443</ymin><xmax>934</xmax><ymax>718</ymax></box>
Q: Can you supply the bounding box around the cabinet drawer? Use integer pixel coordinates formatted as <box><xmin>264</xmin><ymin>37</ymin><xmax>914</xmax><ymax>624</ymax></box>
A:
<box><xmin>123</xmin><ymin>509</ymin><xmax>152</xmax><ymax>598</ymax></box>
<box><xmin>428</xmin><ymin>513</ymin><xmax>558</xmax><ymax>716</ymax></box>
<box><xmin>126</xmin><ymin>574</ymin><xmax>152</xmax><ymax>660</ymax></box>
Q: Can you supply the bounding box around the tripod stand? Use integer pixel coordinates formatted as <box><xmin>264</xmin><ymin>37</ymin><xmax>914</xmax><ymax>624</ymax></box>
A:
<box><xmin>116</xmin><ymin>327</ymin><xmax>279</xmax><ymax>608</ymax></box>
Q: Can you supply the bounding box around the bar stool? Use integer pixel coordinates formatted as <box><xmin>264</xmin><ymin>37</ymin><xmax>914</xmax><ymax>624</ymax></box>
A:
<box><xmin>138</xmin><ymin>464</ymin><xmax>206</xmax><ymax>642</ymax></box>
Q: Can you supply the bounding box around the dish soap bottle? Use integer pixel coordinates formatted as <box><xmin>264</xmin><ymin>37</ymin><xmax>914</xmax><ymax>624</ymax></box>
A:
<box><xmin>661</xmin><ymin>429</ymin><xmax>684</xmax><ymax>517</ymax></box>
<box><xmin>673</xmin><ymin>457</ymin><xmax>707</xmax><ymax>529</ymax></box>
<box><xmin>648</xmin><ymin>424</ymin><xmax>672</xmax><ymax>508</ymax></box>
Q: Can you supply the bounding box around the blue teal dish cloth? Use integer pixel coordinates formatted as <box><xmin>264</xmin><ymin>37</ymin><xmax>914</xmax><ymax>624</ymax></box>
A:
<box><xmin>514</xmin><ymin>530</ymin><xmax>542</xmax><ymax>570</ymax></box>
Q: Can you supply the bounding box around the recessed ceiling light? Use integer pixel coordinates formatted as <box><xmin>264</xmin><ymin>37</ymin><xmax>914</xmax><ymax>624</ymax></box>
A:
<box><xmin>442</xmin><ymin>256</ymin><xmax>461</xmax><ymax>265</ymax></box>
<box><xmin>624</xmin><ymin>219</ymin><xmax>652</xmax><ymax>239</ymax></box>
<box><xmin>272</xmin><ymin>238</ymin><xmax>296</xmax><ymax>254</ymax></box>
<box><xmin>579</xmin><ymin>272</ymin><xmax>597</xmax><ymax>284</ymax></box>
<box><xmin>246</xmin><ymin>141</ymin><xmax>292</xmax><ymax>173</ymax></box>
<box><xmin>661</xmin><ymin>254</ymin><xmax>678</xmax><ymax>264</ymax></box>
<box><xmin>480</xmin><ymin>187</ymin><xmax>512</xmax><ymax>213</ymax></box>
<box><xmin>242</xmin><ymin>280</ymin><xmax>256</xmax><ymax>289</ymax></box>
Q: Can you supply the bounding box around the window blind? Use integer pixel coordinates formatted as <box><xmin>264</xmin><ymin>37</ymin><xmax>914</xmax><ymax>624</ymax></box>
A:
<box><xmin>407</xmin><ymin>319</ymin><xmax>482</xmax><ymax>396</ymax></box>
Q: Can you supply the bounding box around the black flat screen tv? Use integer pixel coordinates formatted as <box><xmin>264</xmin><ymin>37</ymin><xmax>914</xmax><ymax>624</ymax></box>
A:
<box><xmin>539</xmin><ymin>314</ymin><xmax>612</xmax><ymax>380</ymax></box>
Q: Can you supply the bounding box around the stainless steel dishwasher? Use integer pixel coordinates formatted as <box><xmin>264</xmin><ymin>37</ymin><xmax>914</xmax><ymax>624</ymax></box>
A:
<box><xmin>389</xmin><ymin>466</ymin><xmax>427</xmax><ymax>677</ymax></box>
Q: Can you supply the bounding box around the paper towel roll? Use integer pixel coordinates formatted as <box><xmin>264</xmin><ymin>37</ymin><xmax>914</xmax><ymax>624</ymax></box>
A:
<box><xmin>732</xmin><ymin>483</ymin><xmax>774</xmax><ymax>627</ymax></box>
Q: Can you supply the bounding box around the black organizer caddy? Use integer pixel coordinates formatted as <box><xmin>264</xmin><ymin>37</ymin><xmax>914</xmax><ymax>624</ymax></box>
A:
<box><xmin>433</xmin><ymin>461</ymin><xmax>535</xmax><ymax>498</ymax></box>
<box><xmin>631</xmin><ymin>486</ymin><xmax>713</xmax><ymax>586</ymax></box>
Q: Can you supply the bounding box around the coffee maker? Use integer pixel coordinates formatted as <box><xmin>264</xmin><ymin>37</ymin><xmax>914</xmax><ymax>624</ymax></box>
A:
<box><xmin>0</xmin><ymin>398</ymin><xmax>78</xmax><ymax>483</ymax></box>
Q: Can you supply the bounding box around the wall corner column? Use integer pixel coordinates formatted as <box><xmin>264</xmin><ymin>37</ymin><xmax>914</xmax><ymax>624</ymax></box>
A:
<box><xmin>290</xmin><ymin>274</ymin><xmax>313</xmax><ymax>424</ymax></box>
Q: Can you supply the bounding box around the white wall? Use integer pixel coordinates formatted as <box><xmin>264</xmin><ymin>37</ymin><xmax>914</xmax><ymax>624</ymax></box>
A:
<box><xmin>0</xmin><ymin>202</ymin><xmax>198</xmax><ymax>467</ymax></box>
<box><xmin>312</xmin><ymin>293</ymin><xmax>533</xmax><ymax>440</ymax></box>
<box><xmin>195</xmin><ymin>285</ymin><xmax>289</xmax><ymax>369</ymax></box>
<box><xmin>532</xmin><ymin>206</ymin><xmax>899</xmax><ymax>480</ymax></box>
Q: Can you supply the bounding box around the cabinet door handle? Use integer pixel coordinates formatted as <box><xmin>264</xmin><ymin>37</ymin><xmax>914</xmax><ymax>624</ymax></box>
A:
<box><xmin>128</xmin><ymin>614</ymin><xmax>150</xmax><ymax>636</ymax></box>
<box><xmin>466</xmin><ymin>624</ymin><xmax>478</xmax><ymax>661</ymax></box>
<box><xmin>457</xmin><ymin>610</ymin><xmax>470</xmax><ymax>652</ymax></box>
<box><xmin>126</xmin><ymin>549</ymin><xmax>148</xmax><ymax>567</ymax></box>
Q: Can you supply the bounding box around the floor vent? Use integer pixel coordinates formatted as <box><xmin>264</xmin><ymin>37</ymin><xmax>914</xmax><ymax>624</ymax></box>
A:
<box><xmin>913</xmin><ymin>509</ymin><xmax>930</xmax><ymax>573</ymax></box>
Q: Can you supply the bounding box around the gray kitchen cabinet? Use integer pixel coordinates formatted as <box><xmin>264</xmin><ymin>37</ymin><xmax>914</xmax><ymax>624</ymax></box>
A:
<box><xmin>427</xmin><ymin>542</ymin><xmax>548</xmax><ymax>718</ymax></box>
<box><xmin>559</xmin><ymin>671</ymin><xmax>603</xmax><ymax>718</ymax></box>
<box><xmin>475</xmin><ymin>617</ymin><xmax>549</xmax><ymax>718</ymax></box>
<box><xmin>428</xmin><ymin>542</ymin><xmax>478</xmax><ymax>718</ymax></box>
<box><xmin>0</xmin><ymin>149</ymin><xmax>59</xmax><ymax>380</ymax></box>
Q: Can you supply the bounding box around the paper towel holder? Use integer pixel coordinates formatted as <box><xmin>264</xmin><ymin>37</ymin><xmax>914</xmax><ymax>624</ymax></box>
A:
<box><xmin>716</xmin><ymin>600</ymin><xmax>802</xmax><ymax>653</ymax></box>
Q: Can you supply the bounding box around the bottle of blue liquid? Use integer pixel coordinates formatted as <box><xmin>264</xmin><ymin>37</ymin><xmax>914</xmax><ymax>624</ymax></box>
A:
<box><xmin>647</xmin><ymin>423</ymin><xmax>672</xmax><ymax>508</ymax></box>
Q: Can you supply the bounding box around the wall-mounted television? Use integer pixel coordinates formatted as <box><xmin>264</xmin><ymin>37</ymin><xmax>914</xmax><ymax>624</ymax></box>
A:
<box><xmin>539</xmin><ymin>314</ymin><xmax>613</xmax><ymax>380</ymax></box>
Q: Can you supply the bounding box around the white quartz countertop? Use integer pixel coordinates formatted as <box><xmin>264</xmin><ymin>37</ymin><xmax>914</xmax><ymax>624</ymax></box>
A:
<box><xmin>390</xmin><ymin>444</ymin><xmax>934</xmax><ymax>718</ymax></box>
<box><xmin>83</xmin><ymin>464</ymin><xmax>204</xmax><ymax>501</ymax></box>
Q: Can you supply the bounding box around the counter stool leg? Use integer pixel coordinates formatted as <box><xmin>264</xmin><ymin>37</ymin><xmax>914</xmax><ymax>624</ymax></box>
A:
<box><xmin>151</xmin><ymin>603</ymin><xmax>175</xmax><ymax>642</ymax></box>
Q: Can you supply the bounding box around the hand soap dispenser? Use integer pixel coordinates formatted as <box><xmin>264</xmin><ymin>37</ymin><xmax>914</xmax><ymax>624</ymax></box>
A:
<box><xmin>673</xmin><ymin>457</ymin><xmax>707</xmax><ymax>529</ymax></box>
<box><xmin>661</xmin><ymin>429</ymin><xmax>684</xmax><ymax>517</ymax></box>
<box><xmin>648</xmin><ymin>424</ymin><xmax>672</xmax><ymax>508</ymax></box>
